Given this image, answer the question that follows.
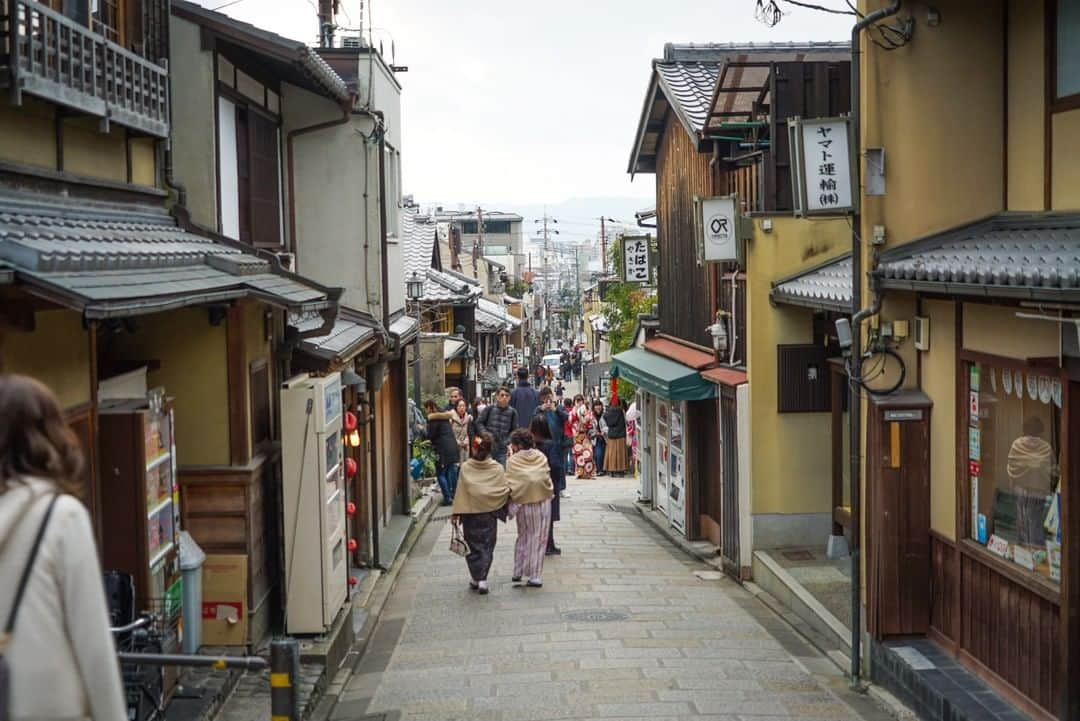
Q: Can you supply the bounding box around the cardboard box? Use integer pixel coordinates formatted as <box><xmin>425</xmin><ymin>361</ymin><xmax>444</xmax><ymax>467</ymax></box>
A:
<box><xmin>201</xmin><ymin>554</ymin><xmax>248</xmax><ymax>646</ymax></box>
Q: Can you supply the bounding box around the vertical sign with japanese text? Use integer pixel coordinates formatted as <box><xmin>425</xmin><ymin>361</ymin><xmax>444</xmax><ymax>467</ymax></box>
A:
<box><xmin>622</xmin><ymin>235</ymin><xmax>651</xmax><ymax>283</ymax></box>
<box><xmin>797</xmin><ymin>117</ymin><xmax>854</xmax><ymax>214</ymax></box>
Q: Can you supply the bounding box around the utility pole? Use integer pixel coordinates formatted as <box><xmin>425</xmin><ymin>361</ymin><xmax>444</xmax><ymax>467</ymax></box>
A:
<box><xmin>598</xmin><ymin>217</ymin><xmax>618</xmax><ymax>275</ymax></box>
<box><xmin>473</xmin><ymin>205</ymin><xmax>484</xmax><ymax>274</ymax></box>
<box><xmin>317</xmin><ymin>0</ymin><xmax>334</xmax><ymax>47</ymax></box>
<box><xmin>534</xmin><ymin>212</ymin><xmax>559</xmax><ymax>350</ymax></box>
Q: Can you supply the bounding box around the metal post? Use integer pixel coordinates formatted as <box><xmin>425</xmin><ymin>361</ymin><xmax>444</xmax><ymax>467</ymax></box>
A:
<box><xmin>270</xmin><ymin>638</ymin><xmax>300</xmax><ymax>721</ymax></box>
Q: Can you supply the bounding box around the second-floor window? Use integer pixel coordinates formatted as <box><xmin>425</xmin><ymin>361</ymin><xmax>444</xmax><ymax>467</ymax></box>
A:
<box><xmin>1056</xmin><ymin>0</ymin><xmax>1080</xmax><ymax>103</ymax></box>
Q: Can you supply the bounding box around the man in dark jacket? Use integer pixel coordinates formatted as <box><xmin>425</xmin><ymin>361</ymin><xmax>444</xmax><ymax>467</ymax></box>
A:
<box><xmin>424</xmin><ymin>399</ymin><xmax>460</xmax><ymax>505</ymax></box>
<box><xmin>476</xmin><ymin>386</ymin><xmax>517</xmax><ymax>465</ymax></box>
<box><xmin>535</xmin><ymin>386</ymin><xmax>569</xmax><ymax>555</ymax></box>
<box><xmin>509</xmin><ymin>367</ymin><xmax>539</xmax><ymax>429</ymax></box>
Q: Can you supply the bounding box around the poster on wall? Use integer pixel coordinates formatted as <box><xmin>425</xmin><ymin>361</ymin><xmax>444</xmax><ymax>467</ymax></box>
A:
<box><xmin>968</xmin><ymin>427</ymin><xmax>980</xmax><ymax>461</ymax></box>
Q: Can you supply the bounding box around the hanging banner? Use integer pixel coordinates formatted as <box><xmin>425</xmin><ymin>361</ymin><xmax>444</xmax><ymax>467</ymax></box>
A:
<box><xmin>622</xmin><ymin>235</ymin><xmax>652</xmax><ymax>283</ymax></box>
<box><xmin>788</xmin><ymin>116</ymin><xmax>857</xmax><ymax>216</ymax></box>
<box><xmin>698</xmin><ymin>195</ymin><xmax>739</xmax><ymax>263</ymax></box>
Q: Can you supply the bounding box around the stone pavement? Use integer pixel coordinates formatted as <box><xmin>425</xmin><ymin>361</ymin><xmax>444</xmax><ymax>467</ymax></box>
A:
<box><xmin>330</xmin><ymin>477</ymin><xmax>900</xmax><ymax>721</ymax></box>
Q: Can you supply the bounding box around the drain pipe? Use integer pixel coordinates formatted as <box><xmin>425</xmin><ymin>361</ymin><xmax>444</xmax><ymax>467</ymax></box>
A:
<box><xmin>848</xmin><ymin>0</ymin><xmax>902</xmax><ymax>690</ymax></box>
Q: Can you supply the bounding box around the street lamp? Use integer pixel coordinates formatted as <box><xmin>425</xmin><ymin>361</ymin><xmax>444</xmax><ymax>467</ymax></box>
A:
<box><xmin>707</xmin><ymin>311</ymin><xmax>730</xmax><ymax>362</ymax></box>
<box><xmin>406</xmin><ymin>271</ymin><xmax>424</xmax><ymax>301</ymax></box>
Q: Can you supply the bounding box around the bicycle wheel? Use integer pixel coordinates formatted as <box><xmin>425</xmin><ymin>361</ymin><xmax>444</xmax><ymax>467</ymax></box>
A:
<box><xmin>857</xmin><ymin>347</ymin><xmax>906</xmax><ymax>396</ymax></box>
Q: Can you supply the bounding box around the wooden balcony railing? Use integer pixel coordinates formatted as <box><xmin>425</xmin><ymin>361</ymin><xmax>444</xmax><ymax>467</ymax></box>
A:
<box><xmin>0</xmin><ymin>0</ymin><xmax>168</xmax><ymax>138</ymax></box>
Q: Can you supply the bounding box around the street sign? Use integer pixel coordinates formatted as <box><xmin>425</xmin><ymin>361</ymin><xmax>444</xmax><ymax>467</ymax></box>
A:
<box><xmin>699</xmin><ymin>196</ymin><xmax>738</xmax><ymax>263</ymax></box>
<box><xmin>788</xmin><ymin>116</ymin><xmax>856</xmax><ymax>215</ymax></box>
<box><xmin>622</xmin><ymin>235</ymin><xmax>651</xmax><ymax>283</ymax></box>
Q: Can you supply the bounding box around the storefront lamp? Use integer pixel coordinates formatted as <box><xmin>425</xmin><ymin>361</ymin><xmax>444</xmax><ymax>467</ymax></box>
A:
<box><xmin>707</xmin><ymin>312</ymin><xmax>729</xmax><ymax>357</ymax></box>
<box><xmin>346</xmin><ymin>428</ymin><xmax>361</xmax><ymax>448</ymax></box>
<box><xmin>407</xmin><ymin>271</ymin><xmax>424</xmax><ymax>301</ymax></box>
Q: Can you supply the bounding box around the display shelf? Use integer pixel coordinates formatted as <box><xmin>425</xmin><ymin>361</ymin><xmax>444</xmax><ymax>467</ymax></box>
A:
<box><xmin>149</xmin><ymin>540</ymin><xmax>174</xmax><ymax>569</ymax></box>
<box><xmin>146</xmin><ymin>451</ymin><xmax>171</xmax><ymax>473</ymax></box>
<box><xmin>147</xmin><ymin>495</ymin><xmax>173</xmax><ymax>520</ymax></box>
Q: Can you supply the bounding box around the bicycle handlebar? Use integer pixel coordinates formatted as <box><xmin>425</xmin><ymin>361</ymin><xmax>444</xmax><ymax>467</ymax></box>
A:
<box><xmin>110</xmin><ymin>616</ymin><xmax>153</xmax><ymax>634</ymax></box>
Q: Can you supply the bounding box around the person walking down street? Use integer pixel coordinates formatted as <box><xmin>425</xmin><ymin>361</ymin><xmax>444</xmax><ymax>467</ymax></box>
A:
<box><xmin>555</xmin><ymin>380</ymin><xmax>565</xmax><ymax>401</ymax></box>
<box><xmin>505</xmin><ymin>428</ymin><xmax>554</xmax><ymax>587</ymax></box>
<box><xmin>509</xmin><ymin>367</ymin><xmax>539</xmax><ymax>429</ymax></box>
<box><xmin>545</xmin><ymin>366</ymin><xmax>554</xmax><ymax>386</ymax></box>
<box><xmin>535</xmin><ymin>388</ymin><xmax>568</xmax><ymax>554</ymax></box>
<box><xmin>562</xmin><ymin>398</ymin><xmax>575</xmax><ymax>470</ymax></box>
<box><xmin>451</xmin><ymin>432</ymin><xmax>510</xmax><ymax>595</ymax></box>
<box><xmin>472</xmin><ymin>396</ymin><xmax>487</xmax><ymax>419</ymax></box>
<box><xmin>425</xmin><ymin>399</ymin><xmax>460</xmax><ymax>505</ymax></box>
<box><xmin>571</xmin><ymin>395</ymin><xmax>596</xmax><ymax>479</ymax></box>
<box><xmin>626</xmin><ymin>398</ymin><xmax>640</xmax><ymax>469</ymax></box>
<box><xmin>535</xmin><ymin>363</ymin><xmax>545</xmax><ymax>388</ymax></box>
<box><xmin>591</xmin><ymin>400</ymin><xmax>608</xmax><ymax>476</ymax></box>
<box><xmin>476</xmin><ymin>387</ymin><xmax>517</xmax><ymax>466</ymax></box>
<box><xmin>446</xmin><ymin>386</ymin><xmax>463</xmax><ymax>411</ymax></box>
<box><xmin>450</xmin><ymin>399</ymin><xmax>475</xmax><ymax>464</ymax></box>
<box><xmin>0</xmin><ymin>375</ymin><xmax>127</xmax><ymax>721</ymax></box>
<box><xmin>603</xmin><ymin>399</ymin><xmax>630</xmax><ymax>476</ymax></box>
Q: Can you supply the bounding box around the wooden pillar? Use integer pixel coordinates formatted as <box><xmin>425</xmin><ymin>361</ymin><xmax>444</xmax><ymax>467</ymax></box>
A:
<box><xmin>1062</xmin><ymin>378</ymin><xmax>1080</xmax><ymax>717</ymax></box>
<box><xmin>226</xmin><ymin>304</ymin><xmax>249</xmax><ymax>466</ymax></box>
<box><xmin>831</xmin><ymin>360</ymin><xmax>845</xmax><ymax>536</ymax></box>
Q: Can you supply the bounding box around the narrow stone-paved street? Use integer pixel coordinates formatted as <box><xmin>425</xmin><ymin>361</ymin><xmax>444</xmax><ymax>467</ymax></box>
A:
<box><xmin>330</xmin><ymin>477</ymin><xmax>895</xmax><ymax>721</ymax></box>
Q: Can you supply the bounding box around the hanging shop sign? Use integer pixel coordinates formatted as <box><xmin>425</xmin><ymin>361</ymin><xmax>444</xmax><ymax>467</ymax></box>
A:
<box><xmin>622</xmin><ymin>235</ymin><xmax>652</xmax><ymax>283</ymax></box>
<box><xmin>788</xmin><ymin>116</ymin><xmax>857</xmax><ymax>216</ymax></box>
<box><xmin>696</xmin><ymin>195</ymin><xmax>742</xmax><ymax>264</ymax></box>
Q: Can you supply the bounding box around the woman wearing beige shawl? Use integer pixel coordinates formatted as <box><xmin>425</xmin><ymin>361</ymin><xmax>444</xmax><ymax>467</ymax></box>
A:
<box><xmin>506</xmin><ymin>428</ymin><xmax>555</xmax><ymax>587</ymax></box>
<box><xmin>451</xmin><ymin>432</ymin><xmax>509</xmax><ymax>594</ymax></box>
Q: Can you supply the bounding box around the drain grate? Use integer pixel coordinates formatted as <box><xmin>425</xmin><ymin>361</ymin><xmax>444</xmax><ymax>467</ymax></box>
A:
<box><xmin>780</xmin><ymin>549</ymin><xmax>815</xmax><ymax>561</ymax></box>
<box><xmin>562</xmin><ymin>609</ymin><xmax>630</xmax><ymax>623</ymax></box>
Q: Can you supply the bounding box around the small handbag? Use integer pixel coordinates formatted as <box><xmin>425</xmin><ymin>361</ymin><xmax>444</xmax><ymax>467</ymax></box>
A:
<box><xmin>0</xmin><ymin>495</ymin><xmax>59</xmax><ymax>721</ymax></box>
<box><xmin>449</xmin><ymin>521</ymin><xmax>470</xmax><ymax>557</ymax></box>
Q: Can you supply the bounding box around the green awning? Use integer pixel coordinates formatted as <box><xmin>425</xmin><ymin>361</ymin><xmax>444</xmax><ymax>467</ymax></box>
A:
<box><xmin>612</xmin><ymin>348</ymin><xmax>717</xmax><ymax>401</ymax></box>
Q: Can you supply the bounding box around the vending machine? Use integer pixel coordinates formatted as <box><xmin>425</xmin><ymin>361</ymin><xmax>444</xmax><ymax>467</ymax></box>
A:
<box><xmin>281</xmin><ymin>372</ymin><xmax>347</xmax><ymax>634</ymax></box>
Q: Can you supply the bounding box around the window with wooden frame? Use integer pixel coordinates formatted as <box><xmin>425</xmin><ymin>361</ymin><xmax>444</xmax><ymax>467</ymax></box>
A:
<box><xmin>962</xmin><ymin>353</ymin><xmax>1065</xmax><ymax>590</ymax></box>
<box><xmin>1053</xmin><ymin>0</ymin><xmax>1080</xmax><ymax>110</ymax></box>
<box><xmin>249</xmin><ymin>358</ymin><xmax>272</xmax><ymax>453</ymax></box>
<box><xmin>227</xmin><ymin>102</ymin><xmax>282</xmax><ymax>248</ymax></box>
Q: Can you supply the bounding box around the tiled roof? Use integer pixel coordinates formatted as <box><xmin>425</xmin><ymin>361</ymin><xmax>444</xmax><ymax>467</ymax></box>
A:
<box><xmin>172</xmin><ymin>0</ymin><xmax>350</xmax><ymax>104</ymax></box>
<box><xmin>296</xmin><ymin>307</ymin><xmax>383</xmax><ymax>362</ymax></box>
<box><xmin>424</xmin><ymin>268</ymin><xmax>480</xmax><ymax>303</ymax></box>
<box><xmin>876</xmin><ymin>214</ymin><xmax>1080</xmax><ymax>300</ymax></box>
<box><xmin>771</xmin><ymin>253</ymin><xmax>852</xmax><ymax>312</ymax></box>
<box><xmin>644</xmin><ymin>337</ymin><xmax>715</xmax><ymax>370</ymax></box>
<box><xmin>388</xmin><ymin>313</ymin><xmax>419</xmax><ymax>343</ymax></box>
<box><xmin>475</xmin><ymin>296</ymin><xmax>521</xmax><ymax>334</ymax></box>
<box><xmin>0</xmin><ymin>194</ymin><xmax>337</xmax><ymax>318</ymax></box>
<box><xmin>402</xmin><ymin>209</ymin><xmax>438</xmax><ymax>278</ymax></box>
<box><xmin>655</xmin><ymin>59</ymin><xmax>722</xmax><ymax>138</ymax></box>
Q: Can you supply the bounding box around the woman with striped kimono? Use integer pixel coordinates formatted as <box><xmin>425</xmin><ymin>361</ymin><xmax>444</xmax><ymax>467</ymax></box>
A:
<box><xmin>505</xmin><ymin>428</ymin><xmax>554</xmax><ymax>588</ymax></box>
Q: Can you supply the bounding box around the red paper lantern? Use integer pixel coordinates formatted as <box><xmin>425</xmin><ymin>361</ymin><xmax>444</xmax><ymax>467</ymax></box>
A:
<box><xmin>347</xmin><ymin>538</ymin><xmax>358</xmax><ymax>552</ymax></box>
<box><xmin>346</xmin><ymin>501</ymin><xmax>357</xmax><ymax>516</ymax></box>
<box><xmin>345</xmin><ymin>457</ymin><xmax>358</xmax><ymax>478</ymax></box>
<box><xmin>344</xmin><ymin>411</ymin><xmax>358</xmax><ymax>432</ymax></box>
<box><xmin>348</xmin><ymin>576</ymin><xmax>358</xmax><ymax>587</ymax></box>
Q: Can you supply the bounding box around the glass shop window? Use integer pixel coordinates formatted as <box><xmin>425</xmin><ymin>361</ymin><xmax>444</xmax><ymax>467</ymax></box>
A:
<box><xmin>966</xmin><ymin>361</ymin><xmax>1063</xmax><ymax>585</ymax></box>
<box><xmin>1058</xmin><ymin>0</ymin><xmax>1080</xmax><ymax>100</ymax></box>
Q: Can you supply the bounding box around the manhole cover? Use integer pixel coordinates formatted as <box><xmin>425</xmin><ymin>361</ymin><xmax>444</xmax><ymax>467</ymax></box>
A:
<box><xmin>562</xmin><ymin>609</ymin><xmax>630</xmax><ymax>623</ymax></box>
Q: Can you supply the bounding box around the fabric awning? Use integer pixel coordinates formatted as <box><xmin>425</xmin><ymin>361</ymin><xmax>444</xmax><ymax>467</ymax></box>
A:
<box><xmin>612</xmin><ymin>347</ymin><xmax>716</xmax><ymax>401</ymax></box>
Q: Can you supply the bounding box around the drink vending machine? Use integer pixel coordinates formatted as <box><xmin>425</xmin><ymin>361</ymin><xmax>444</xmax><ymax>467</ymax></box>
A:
<box><xmin>281</xmin><ymin>372</ymin><xmax>347</xmax><ymax>634</ymax></box>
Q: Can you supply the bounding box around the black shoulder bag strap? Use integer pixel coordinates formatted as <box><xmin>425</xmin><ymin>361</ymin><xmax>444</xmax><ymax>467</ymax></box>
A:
<box><xmin>0</xmin><ymin>494</ymin><xmax>59</xmax><ymax>721</ymax></box>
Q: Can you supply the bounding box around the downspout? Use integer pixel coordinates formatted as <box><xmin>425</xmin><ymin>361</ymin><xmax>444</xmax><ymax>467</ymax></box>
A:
<box><xmin>377</xmin><ymin>124</ymin><xmax>390</xmax><ymax>330</ymax></box>
<box><xmin>287</xmin><ymin>102</ymin><xmax>353</xmax><ymax>265</ymax></box>
<box><xmin>848</xmin><ymin>0</ymin><xmax>902</xmax><ymax>690</ymax></box>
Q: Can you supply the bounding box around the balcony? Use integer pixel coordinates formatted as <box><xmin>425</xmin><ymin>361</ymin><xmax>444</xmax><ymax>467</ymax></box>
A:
<box><xmin>0</xmin><ymin>0</ymin><xmax>168</xmax><ymax>138</ymax></box>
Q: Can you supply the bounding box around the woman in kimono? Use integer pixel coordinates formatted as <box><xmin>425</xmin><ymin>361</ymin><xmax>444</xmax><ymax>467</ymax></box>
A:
<box><xmin>451</xmin><ymin>432</ymin><xmax>510</xmax><ymax>594</ymax></box>
<box><xmin>571</xmin><ymin>395</ymin><xmax>596</xmax><ymax>479</ymax></box>
<box><xmin>505</xmin><ymin>428</ymin><xmax>555</xmax><ymax>587</ymax></box>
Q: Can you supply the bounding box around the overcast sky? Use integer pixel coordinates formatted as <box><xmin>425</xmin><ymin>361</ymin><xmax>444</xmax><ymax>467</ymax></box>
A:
<box><xmin>195</xmin><ymin>0</ymin><xmax>852</xmax><ymax>209</ymax></box>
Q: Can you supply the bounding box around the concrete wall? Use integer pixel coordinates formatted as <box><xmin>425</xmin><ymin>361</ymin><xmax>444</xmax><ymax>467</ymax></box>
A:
<box><xmin>746</xmin><ymin>215</ymin><xmax>850</xmax><ymax>547</ymax></box>
<box><xmin>108</xmin><ymin>308</ymin><xmax>230</xmax><ymax>466</ymax></box>
<box><xmin>283</xmin><ymin>84</ymin><xmax>383</xmax><ymax>316</ymax></box>
<box><xmin>169</xmin><ymin>15</ymin><xmax>219</xmax><ymax>230</ymax></box>
<box><xmin>0</xmin><ymin>310</ymin><xmax>91</xmax><ymax>411</ymax></box>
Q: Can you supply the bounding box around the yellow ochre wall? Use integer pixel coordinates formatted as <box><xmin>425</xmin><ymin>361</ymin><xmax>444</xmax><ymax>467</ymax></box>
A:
<box><xmin>1007</xmin><ymin>1</ymin><xmax>1045</xmax><ymax>211</ymax></box>
<box><xmin>241</xmin><ymin>300</ymin><xmax>273</xmax><ymax>454</ymax></box>
<box><xmin>1051</xmin><ymin>110</ymin><xmax>1080</xmax><ymax>210</ymax></box>
<box><xmin>921</xmin><ymin>299</ymin><xmax>957</xmax><ymax>540</ymax></box>
<box><xmin>108</xmin><ymin>308</ymin><xmax>230</xmax><ymax>466</ymax></box>
<box><xmin>746</xmin><ymin>215</ymin><xmax>849</xmax><ymax>515</ymax></box>
<box><xmin>860</xmin><ymin>0</ymin><xmax>1004</xmax><ymax>257</ymax></box>
<box><xmin>0</xmin><ymin>310</ymin><xmax>91</xmax><ymax>410</ymax></box>
<box><xmin>962</xmin><ymin>302</ymin><xmax>1058</xmax><ymax>359</ymax></box>
<box><xmin>0</xmin><ymin>96</ymin><xmax>159</xmax><ymax>188</ymax></box>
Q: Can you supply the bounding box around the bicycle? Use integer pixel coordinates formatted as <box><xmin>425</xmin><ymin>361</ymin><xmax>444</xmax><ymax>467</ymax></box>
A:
<box><xmin>112</xmin><ymin>614</ymin><xmax>165</xmax><ymax>721</ymax></box>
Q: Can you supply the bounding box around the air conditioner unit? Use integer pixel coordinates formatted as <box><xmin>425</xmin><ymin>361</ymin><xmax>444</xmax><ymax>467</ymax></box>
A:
<box><xmin>275</xmin><ymin>252</ymin><xmax>296</xmax><ymax>272</ymax></box>
<box><xmin>342</xmin><ymin>35</ymin><xmax>363</xmax><ymax>49</ymax></box>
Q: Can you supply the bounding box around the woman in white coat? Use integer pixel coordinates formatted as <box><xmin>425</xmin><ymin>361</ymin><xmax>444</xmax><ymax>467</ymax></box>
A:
<box><xmin>0</xmin><ymin>374</ymin><xmax>126</xmax><ymax>721</ymax></box>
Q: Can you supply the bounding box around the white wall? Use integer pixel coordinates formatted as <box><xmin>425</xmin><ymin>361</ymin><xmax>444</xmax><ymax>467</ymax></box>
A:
<box><xmin>217</xmin><ymin>96</ymin><xmax>240</xmax><ymax>239</ymax></box>
<box><xmin>168</xmin><ymin>15</ymin><xmax>218</xmax><ymax>229</ymax></box>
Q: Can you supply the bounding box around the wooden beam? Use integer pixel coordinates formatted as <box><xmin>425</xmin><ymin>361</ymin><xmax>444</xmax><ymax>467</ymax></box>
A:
<box><xmin>226</xmin><ymin>304</ymin><xmax>250</xmax><ymax>466</ymax></box>
<box><xmin>1062</xmin><ymin>375</ymin><xmax>1079</xmax><ymax>717</ymax></box>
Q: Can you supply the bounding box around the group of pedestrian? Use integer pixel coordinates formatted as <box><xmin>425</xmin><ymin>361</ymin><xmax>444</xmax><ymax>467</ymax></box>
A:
<box><xmin>565</xmin><ymin>394</ymin><xmax>628</xmax><ymax>479</ymax></box>
<box><xmin>451</xmin><ymin>429</ymin><xmax>555</xmax><ymax>593</ymax></box>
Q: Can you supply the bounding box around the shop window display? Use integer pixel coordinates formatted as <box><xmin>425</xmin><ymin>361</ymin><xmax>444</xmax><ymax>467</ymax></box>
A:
<box><xmin>966</xmin><ymin>361</ymin><xmax>1062</xmax><ymax>584</ymax></box>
